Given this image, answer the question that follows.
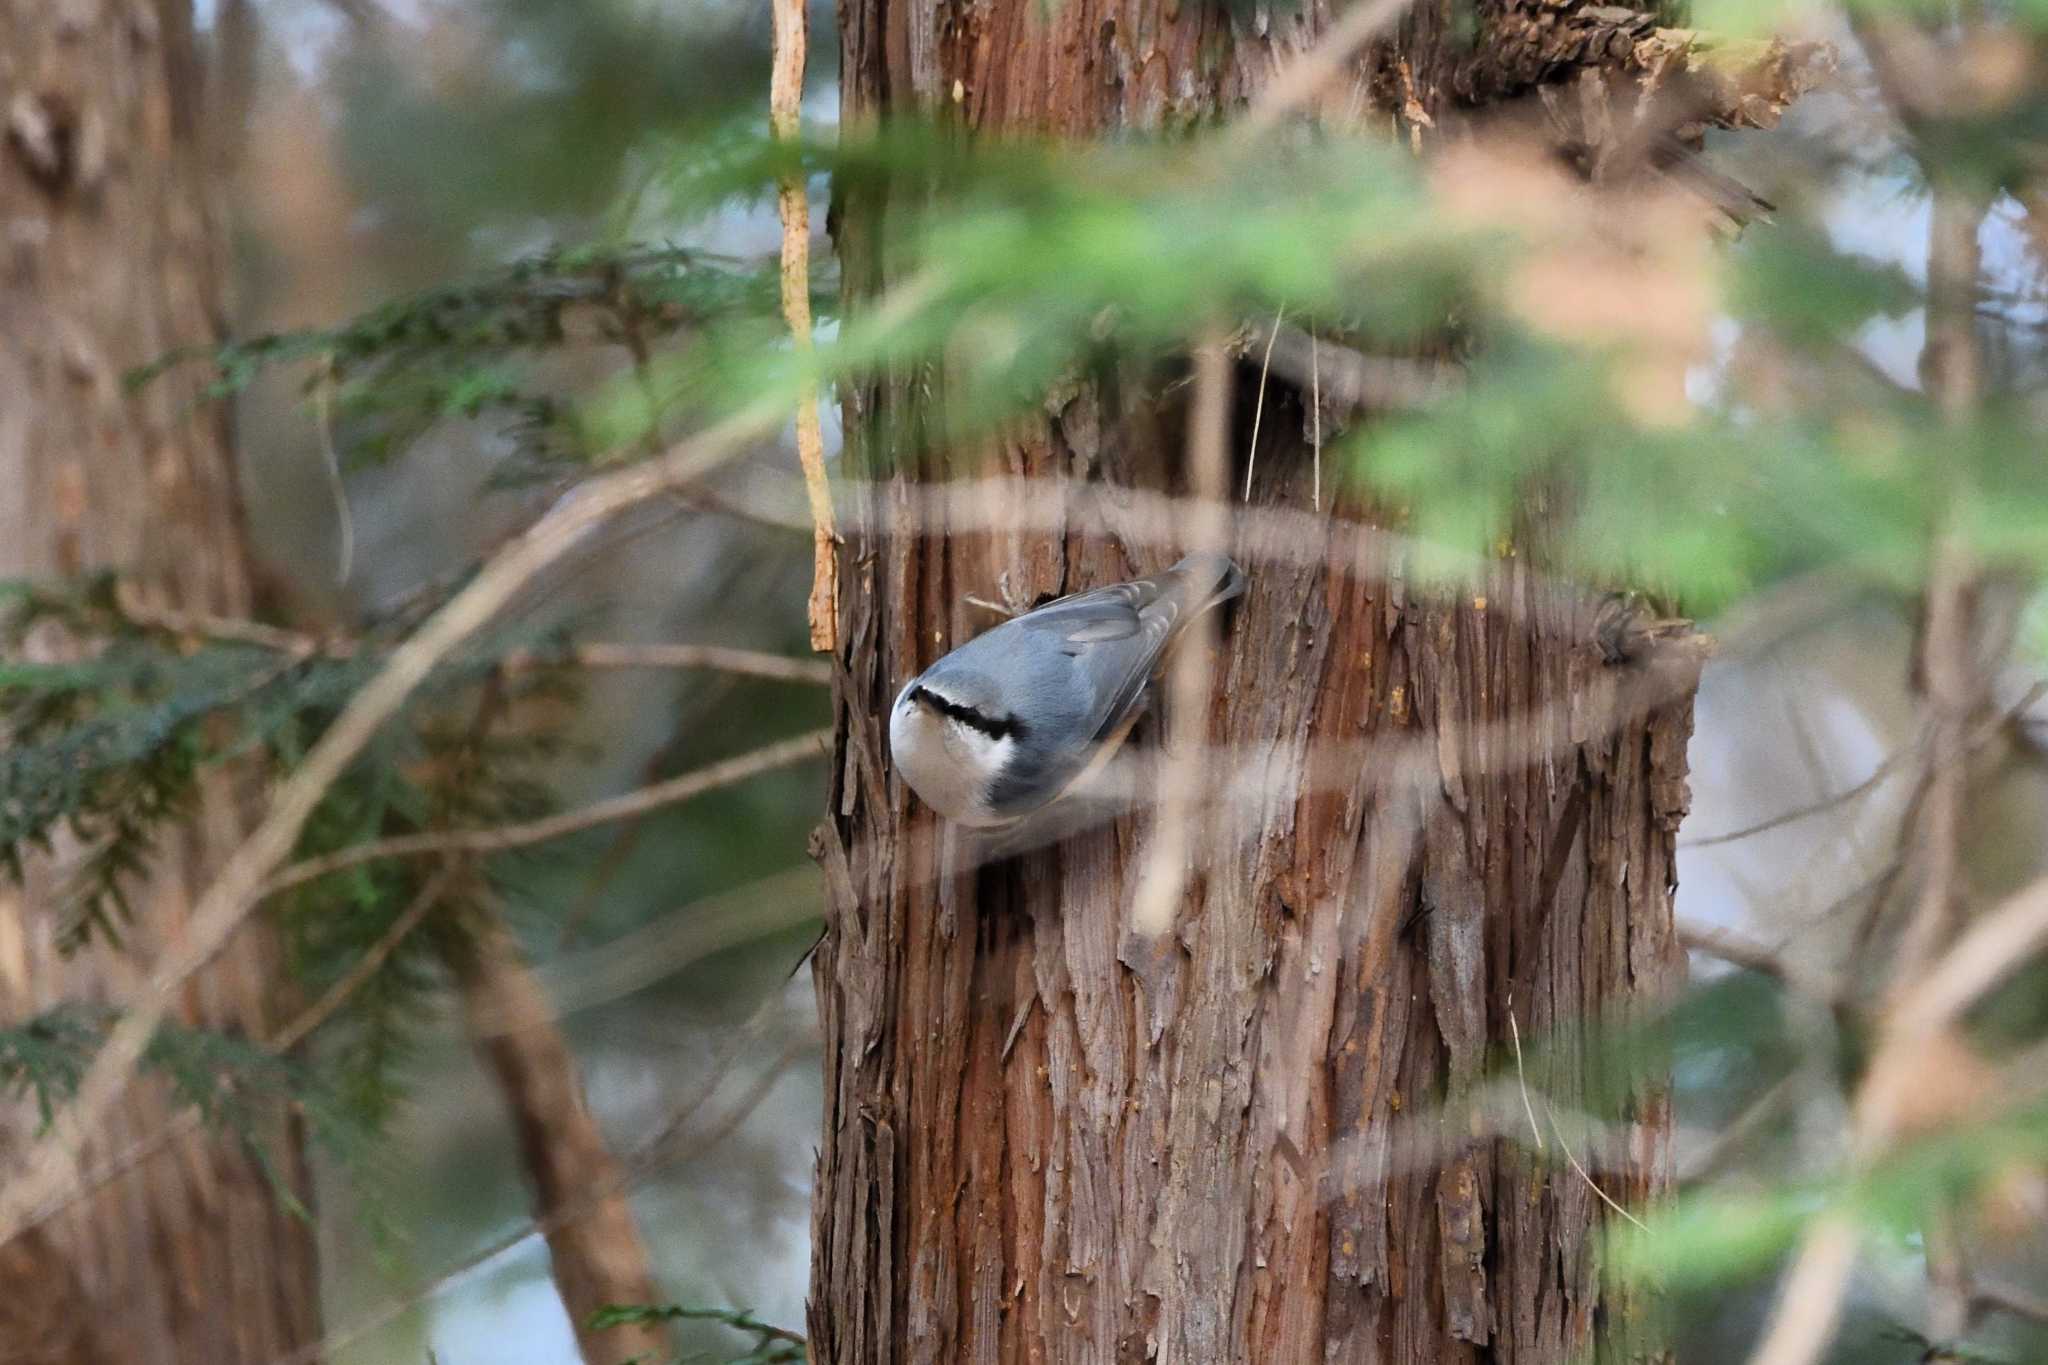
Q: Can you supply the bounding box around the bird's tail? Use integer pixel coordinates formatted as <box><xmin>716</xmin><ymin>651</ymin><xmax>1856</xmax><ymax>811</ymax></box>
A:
<box><xmin>1161</xmin><ymin>552</ymin><xmax>1247</xmax><ymax>624</ymax></box>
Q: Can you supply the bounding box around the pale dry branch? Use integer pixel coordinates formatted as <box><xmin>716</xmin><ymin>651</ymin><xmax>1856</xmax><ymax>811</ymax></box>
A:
<box><xmin>1892</xmin><ymin>872</ymin><xmax>2048</xmax><ymax>1041</ymax></box>
<box><xmin>530</xmin><ymin>642</ymin><xmax>831</xmax><ymax>684</ymax></box>
<box><xmin>1310</xmin><ymin>328</ymin><xmax>1323</xmax><ymax>510</ymax></box>
<box><xmin>262</xmin><ymin>728</ymin><xmax>830</xmax><ymax>898</ymax></box>
<box><xmin>1242</xmin><ymin>306</ymin><xmax>1284</xmax><ymax>502</ymax></box>
<box><xmin>1745</xmin><ymin>1214</ymin><xmax>1862</xmax><ymax>1365</ymax></box>
<box><xmin>1545</xmin><ymin>1098</ymin><xmax>1647</xmax><ymax>1232</ymax></box>
<box><xmin>0</xmin><ymin>406</ymin><xmax>775</xmax><ymax>1252</ymax></box>
<box><xmin>482</xmin><ymin>866</ymin><xmax>823</xmax><ymax>1035</ymax></box>
<box><xmin>1745</xmin><ymin>872</ymin><xmax>2048</xmax><ymax>1365</ymax></box>
<box><xmin>772</xmin><ymin>0</ymin><xmax>839</xmax><ymax>653</ymax></box>
<box><xmin>1507</xmin><ymin>1000</ymin><xmax>1546</xmax><ymax>1153</ymax></box>
<box><xmin>1130</xmin><ymin>329</ymin><xmax>1231</xmax><ymax>938</ymax></box>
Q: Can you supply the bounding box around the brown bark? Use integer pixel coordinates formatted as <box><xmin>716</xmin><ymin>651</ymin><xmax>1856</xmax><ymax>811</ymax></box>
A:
<box><xmin>445</xmin><ymin>903</ymin><xmax>675</xmax><ymax>1365</ymax></box>
<box><xmin>808</xmin><ymin>1</ymin><xmax>1706</xmax><ymax>1362</ymax></box>
<box><xmin>0</xmin><ymin>2</ymin><xmax>320</xmax><ymax>1362</ymax></box>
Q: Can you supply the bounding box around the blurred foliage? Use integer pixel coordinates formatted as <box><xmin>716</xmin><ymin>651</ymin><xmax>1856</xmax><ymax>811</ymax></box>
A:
<box><xmin>137</xmin><ymin>243</ymin><xmax>790</xmax><ymax>481</ymax></box>
<box><xmin>0</xmin><ymin>571</ymin><xmax>565</xmax><ymax>1143</ymax></box>
<box><xmin>0</xmin><ymin>1002</ymin><xmax>374</xmax><ymax>1221</ymax></box>
<box><xmin>8</xmin><ymin>0</ymin><xmax>2046</xmax><ymax>1353</ymax></box>
<box><xmin>588</xmin><ymin>1303</ymin><xmax>805</xmax><ymax>1363</ymax></box>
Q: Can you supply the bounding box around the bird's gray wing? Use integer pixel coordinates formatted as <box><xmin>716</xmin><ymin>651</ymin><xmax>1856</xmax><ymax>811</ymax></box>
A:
<box><xmin>1015</xmin><ymin>578</ymin><xmax>1186</xmax><ymax>744</ymax></box>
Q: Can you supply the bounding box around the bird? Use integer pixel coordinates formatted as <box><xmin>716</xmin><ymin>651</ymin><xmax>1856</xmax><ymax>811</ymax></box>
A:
<box><xmin>888</xmin><ymin>552</ymin><xmax>1246</xmax><ymax>827</ymax></box>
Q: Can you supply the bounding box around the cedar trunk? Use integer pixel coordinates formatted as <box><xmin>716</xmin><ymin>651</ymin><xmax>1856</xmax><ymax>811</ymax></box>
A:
<box><xmin>809</xmin><ymin>1</ymin><xmax>1697</xmax><ymax>1361</ymax></box>
<box><xmin>0</xmin><ymin>3</ymin><xmax>321</xmax><ymax>1362</ymax></box>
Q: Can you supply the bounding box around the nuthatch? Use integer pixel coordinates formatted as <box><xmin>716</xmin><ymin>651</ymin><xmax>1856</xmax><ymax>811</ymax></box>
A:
<box><xmin>888</xmin><ymin>553</ymin><xmax>1246</xmax><ymax>826</ymax></box>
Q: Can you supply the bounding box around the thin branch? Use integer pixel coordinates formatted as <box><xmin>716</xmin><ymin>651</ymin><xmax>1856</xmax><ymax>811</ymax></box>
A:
<box><xmin>276</xmin><ymin>1033</ymin><xmax>807</xmax><ymax>1365</ymax></box>
<box><xmin>771</xmin><ymin>0</ymin><xmax>839</xmax><ymax>653</ymax></box>
<box><xmin>0</xmin><ymin>405</ymin><xmax>775</xmax><ymax>1252</ymax></box>
<box><xmin>1745</xmin><ymin>1214</ymin><xmax>1862</xmax><ymax>1365</ymax></box>
<box><xmin>262</xmin><ymin>728</ymin><xmax>830</xmax><ymax>898</ymax></box>
<box><xmin>1680</xmin><ymin>749</ymin><xmax>1909</xmax><ymax>848</ymax></box>
<box><xmin>1545</xmin><ymin>1098</ymin><xmax>1647</xmax><ymax>1232</ymax></box>
<box><xmin>313</xmin><ymin>355</ymin><xmax>355</xmax><ymax>586</ymax></box>
<box><xmin>522</xmin><ymin>642</ymin><xmax>831</xmax><ymax>684</ymax></box>
<box><xmin>1507</xmin><ymin>1000</ymin><xmax>1546</xmax><ymax>1153</ymax></box>
<box><xmin>1678</xmin><ymin>919</ymin><xmax>1842</xmax><ymax>1006</ymax></box>
<box><xmin>110</xmin><ymin>593</ymin><xmax>833</xmax><ymax>684</ymax></box>
<box><xmin>1130</xmin><ymin>328</ymin><xmax>1231</xmax><ymax>937</ymax></box>
<box><xmin>30</xmin><ymin>864</ymin><xmax>466</xmax><ymax>1230</ymax></box>
<box><xmin>1679</xmin><ymin>1074</ymin><xmax>1797</xmax><ymax>1185</ymax></box>
<box><xmin>1745</xmin><ymin>872</ymin><xmax>2048</xmax><ymax>1365</ymax></box>
<box><xmin>1246</xmin><ymin>318</ymin><xmax>1461</xmax><ymax>416</ymax></box>
<box><xmin>270</xmin><ymin>864</ymin><xmax>462</xmax><ymax>1052</ymax></box>
<box><xmin>1888</xmin><ymin>536</ymin><xmax>1974</xmax><ymax>995</ymax></box>
<box><xmin>1971</xmin><ymin>1280</ymin><xmax>2048</xmax><ymax>1328</ymax></box>
<box><xmin>1892</xmin><ymin>872</ymin><xmax>2048</xmax><ymax>1041</ymax></box>
<box><xmin>1243</xmin><ymin>306</ymin><xmax>1283</xmax><ymax>502</ymax></box>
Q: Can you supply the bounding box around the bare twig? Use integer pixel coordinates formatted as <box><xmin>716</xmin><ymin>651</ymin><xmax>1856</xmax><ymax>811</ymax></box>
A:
<box><xmin>0</xmin><ymin>405</ymin><xmax>775</xmax><ymax>1252</ymax></box>
<box><xmin>271</xmin><ymin>864</ymin><xmax>463</xmax><ymax>1052</ymax></box>
<box><xmin>1745</xmin><ymin>873</ymin><xmax>2048</xmax><ymax>1365</ymax></box>
<box><xmin>261</xmin><ymin>728</ymin><xmax>830</xmax><ymax>898</ymax></box>
<box><xmin>1745</xmin><ymin>1214</ymin><xmax>1862</xmax><ymax>1365</ymax></box>
<box><xmin>1246</xmin><ymin>318</ymin><xmax>1461</xmax><ymax>416</ymax></box>
<box><xmin>1545</xmin><ymin>1099</ymin><xmax>1647</xmax><ymax>1232</ymax></box>
<box><xmin>1310</xmin><ymin>328</ymin><xmax>1323</xmax><ymax>511</ymax></box>
<box><xmin>1507</xmin><ymin>1000</ymin><xmax>1546</xmax><ymax>1153</ymax></box>
<box><xmin>313</xmin><ymin>355</ymin><xmax>355</xmax><ymax>586</ymax></box>
<box><xmin>1130</xmin><ymin>328</ymin><xmax>1231</xmax><ymax>937</ymax></box>
<box><xmin>1888</xmin><ymin>536</ymin><xmax>1973</xmax><ymax>995</ymax></box>
<box><xmin>1971</xmin><ymin>1280</ymin><xmax>2048</xmax><ymax>1328</ymax></box>
<box><xmin>109</xmin><ymin>593</ymin><xmax>834</xmax><ymax>685</ymax></box>
<box><xmin>1892</xmin><ymin>872</ymin><xmax>2048</xmax><ymax>1041</ymax></box>
<box><xmin>772</xmin><ymin>0</ymin><xmax>839</xmax><ymax>653</ymax></box>
<box><xmin>445</xmin><ymin>891</ymin><xmax>673</xmax><ymax>1363</ymax></box>
<box><xmin>273</xmin><ymin>1035</ymin><xmax>808</xmax><ymax>1365</ymax></box>
<box><xmin>1679</xmin><ymin>750</ymin><xmax>1908</xmax><ymax>848</ymax></box>
<box><xmin>1243</xmin><ymin>307</ymin><xmax>1283</xmax><ymax>502</ymax></box>
<box><xmin>1678</xmin><ymin>1074</ymin><xmax>1797</xmax><ymax>1185</ymax></box>
<box><xmin>1677</xmin><ymin>920</ymin><xmax>1842</xmax><ymax>1006</ymax></box>
<box><xmin>523</xmin><ymin>642</ymin><xmax>831</xmax><ymax>684</ymax></box>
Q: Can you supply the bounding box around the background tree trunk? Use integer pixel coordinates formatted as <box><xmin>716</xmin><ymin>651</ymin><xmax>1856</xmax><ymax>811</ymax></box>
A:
<box><xmin>809</xmin><ymin>1</ymin><xmax>1699</xmax><ymax>1361</ymax></box>
<box><xmin>0</xmin><ymin>3</ymin><xmax>322</xmax><ymax>1361</ymax></box>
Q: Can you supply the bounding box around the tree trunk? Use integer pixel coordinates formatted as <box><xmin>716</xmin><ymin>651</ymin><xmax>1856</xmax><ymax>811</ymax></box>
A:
<box><xmin>0</xmin><ymin>3</ymin><xmax>321</xmax><ymax>1362</ymax></box>
<box><xmin>808</xmin><ymin>2</ymin><xmax>1701</xmax><ymax>1362</ymax></box>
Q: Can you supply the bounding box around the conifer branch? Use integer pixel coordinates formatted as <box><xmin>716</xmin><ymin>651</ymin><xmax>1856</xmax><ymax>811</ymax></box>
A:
<box><xmin>0</xmin><ymin>406</ymin><xmax>775</xmax><ymax>1253</ymax></box>
<box><xmin>262</xmin><ymin>727</ymin><xmax>829</xmax><ymax>898</ymax></box>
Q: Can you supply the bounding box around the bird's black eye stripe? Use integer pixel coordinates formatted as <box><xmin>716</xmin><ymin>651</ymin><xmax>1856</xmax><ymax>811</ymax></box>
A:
<box><xmin>910</xmin><ymin>685</ymin><xmax>1025</xmax><ymax>741</ymax></box>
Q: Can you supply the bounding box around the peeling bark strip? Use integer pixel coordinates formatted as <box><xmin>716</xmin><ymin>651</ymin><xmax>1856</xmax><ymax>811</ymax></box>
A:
<box><xmin>810</xmin><ymin>0</ymin><xmax>1704</xmax><ymax>1360</ymax></box>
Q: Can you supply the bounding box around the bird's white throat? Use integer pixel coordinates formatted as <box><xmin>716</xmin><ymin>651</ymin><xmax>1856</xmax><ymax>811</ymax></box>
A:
<box><xmin>889</xmin><ymin>691</ymin><xmax>1015</xmax><ymax>826</ymax></box>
